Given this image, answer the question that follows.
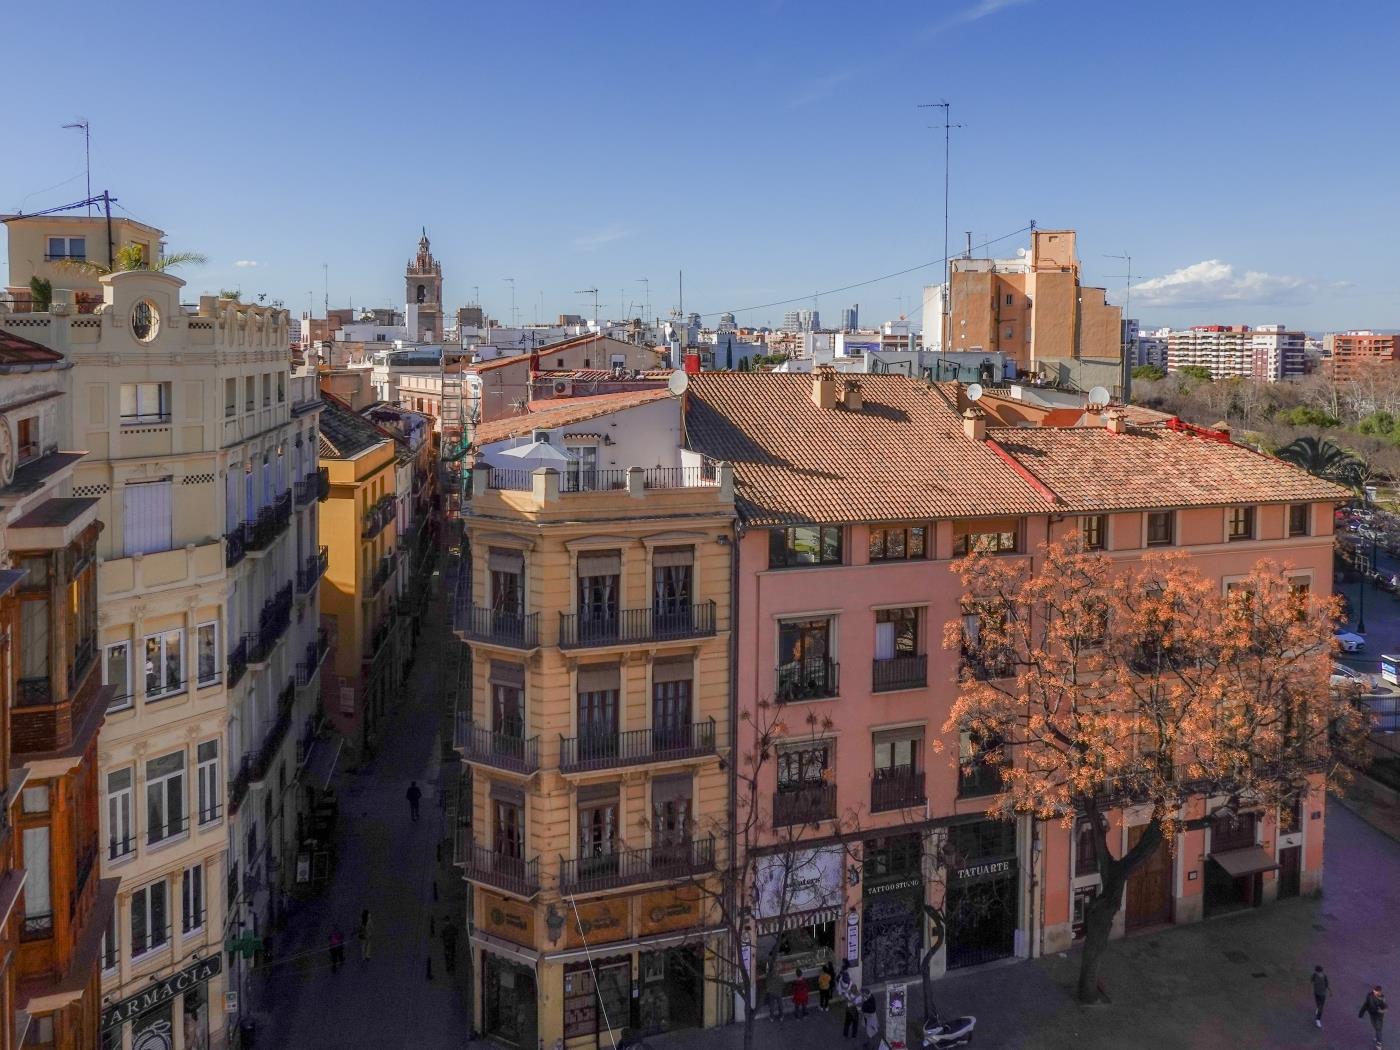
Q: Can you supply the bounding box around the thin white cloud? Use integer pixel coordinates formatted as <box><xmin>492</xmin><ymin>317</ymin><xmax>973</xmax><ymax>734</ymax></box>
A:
<box><xmin>572</xmin><ymin>228</ymin><xmax>630</xmax><ymax>251</ymax></box>
<box><xmin>234</xmin><ymin>259</ymin><xmax>259</xmax><ymax>268</ymax></box>
<box><xmin>1133</xmin><ymin>259</ymin><xmax>1312</xmax><ymax>308</ymax></box>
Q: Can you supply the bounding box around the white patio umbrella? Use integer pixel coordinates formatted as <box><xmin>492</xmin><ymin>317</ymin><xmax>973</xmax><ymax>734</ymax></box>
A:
<box><xmin>497</xmin><ymin>440</ymin><xmax>575</xmax><ymax>465</ymax></box>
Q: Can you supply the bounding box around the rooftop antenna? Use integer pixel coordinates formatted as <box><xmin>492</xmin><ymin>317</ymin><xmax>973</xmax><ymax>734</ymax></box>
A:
<box><xmin>504</xmin><ymin>277</ymin><xmax>517</xmax><ymax>327</ymax></box>
<box><xmin>919</xmin><ymin>100</ymin><xmax>965</xmax><ymax>352</ymax></box>
<box><xmin>678</xmin><ymin>270</ymin><xmax>684</xmax><ymax>320</ymax></box>
<box><xmin>575</xmin><ymin>288</ymin><xmax>599</xmax><ymax>328</ymax></box>
<box><xmin>637</xmin><ymin>277</ymin><xmax>650</xmax><ymax>325</ymax></box>
<box><xmin>322</xmin><ymin>263</ymin><xmax>328</xmax><ymax>315</ymax></box>
<box><xmin>61</xmin><ymin>120</ymin><xmax>91</xmax><ymax>214</ymax></box>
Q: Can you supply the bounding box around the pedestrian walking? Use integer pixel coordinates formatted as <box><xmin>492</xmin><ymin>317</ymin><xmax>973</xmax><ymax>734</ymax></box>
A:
<box><xmin>841</xmin><ymin>982</ymin><xmax>860</xmax><ymax>1039</ymax></box>
<box><xmin>1360</xmin><ymin>985</ymin><xmax>1387</xmax><ymax>1048</ymax></box>
<box><xmin>765</xmin><ymin>964</ymin><xmax>785</xmax><ymax>1022</ymax></box>
<box><xmin>358</xmin><ymin>909</ymin><xmax>373</xmax><ymax>961</ymax></box>
<box><xmin>406</xmin><ymin>781</ymin><xmax>423</xmax><ymax>822</ymax></box>
<box><xmin>861</xmin><ymin>992</ymin><xmax>879</xmax><ymax>1050</ymax></box>
<box><xmin>818</xmin><ymin>962</ymin><xmax>834</xmax><ymax>1012</ymax></box>
<box><xmin>328</xmin><ymin>924</ymin><xmax>346</xmax><ymax>973</ymax></box>
<box><xmin>1311</xmin><ymin>965</ymin><xmax>1329</xmax><ymax>1028</ymax></box>
<box><xmin>441</xmin><ymin>916</ymin><xmax>459</xmax><ymax>974</ymax></box>
<box><xmin>792</xmin><ymin>970</ymin><xmax>810</xmax><ymax>1019</ymax></box>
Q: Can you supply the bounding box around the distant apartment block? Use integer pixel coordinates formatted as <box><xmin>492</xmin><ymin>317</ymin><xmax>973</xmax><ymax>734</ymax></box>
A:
<box><xmin>1167</xmin><ymin>324</ymin><xmax>1305</xmax><ymax>381</ymax></box>
<box><xmin>1324</xmin><ymin>330</ymin><xmax>1400</xmax><ymax>382</ymax></box>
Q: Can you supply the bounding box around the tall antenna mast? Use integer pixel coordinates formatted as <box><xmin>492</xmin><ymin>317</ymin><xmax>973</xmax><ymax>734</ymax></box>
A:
<box><xmin>637</xmin><ymin>277</ymin><xmax>650</xmax><ymax>325</ymax></box>
<box><xmin>62</xmin><ymin>121</ymin><xmax>91</xmax><ymax>215</ymax></box>
<box><xmin>575</xmin><ymin>288</ymin><xmax>600</xmax><ymax>328</ymax></box>
<box><xmin>504</xmin><ymin>277</ymin><xmax>516</xmax><ymax>327</ymax></box>
<box><xmin>322</xmin><ymin>262</ymin><xmax>328</xmax><ymax>315</ymax></box>
<box><xmin>919</xmin><ymin>101</ymin><xmax>964</xmax><ymax>351</ymax></box>
<box><xmin>678</xmin><ymin>270</ymin><xmax>683</xmax><ymax>319</ymax></box>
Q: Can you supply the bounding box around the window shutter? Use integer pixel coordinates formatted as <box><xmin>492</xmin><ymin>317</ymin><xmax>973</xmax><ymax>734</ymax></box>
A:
<box><xmin>123</xmin><ymin>480</ymin><xmax>172</xmax><ymax>556</ymax></box>
<box><xmin>489</xmin><ymin>549</ymin><xmax>525</xmax><ymax>573</ymax></box>
<box><xmin>651</xmin><ymin>657</ymin><xmax>692</xmax><ymax>685</ymax></box>
<box><xmin>652</xmin><ymin>546</ymin><xmax>694</xmax><ymax>567</ymax></box>
<box><xmin>650</xmin><ymin>774</ymin><xmax>692</xmax><ymax>805</ymax></box>
<box><xmin>488</xmin><ymin>661</ymin><xmax>525</xmax><ymax>687</ymax></box>
<box><xmin>577</xmin><ymin>551</ymin><xmax>621</xmax><ymax>576</ymax></box>
<box><xmin>576</xmin><ymin>664</ymin><xmax>620</xmax><ymax>693</ymax></box>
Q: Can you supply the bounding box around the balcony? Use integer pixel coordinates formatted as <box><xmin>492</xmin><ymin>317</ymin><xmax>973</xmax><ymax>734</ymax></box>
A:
<box><xmin>559</xmin><ymin>718</ymin><xmax>717</xmax><ymax>773</ymax></box>
<box><xmin>558</xmin><ymin>601</ymin><xmax>717</xmax><ymax>649</ymax></box>
<box><xmin>456</xmin><ymin>604</ymin><xmax>539</xmax><ymax>650</ymax></box>
<box><xmin>872</xmin><ymin>654</ymin><xmax>927</xmax><ymax>693</ymax></box>
<box><xmin>870</xmin><ymin>769</ymin><xmax>926</xmax><ymax>814</ymax></box>
<box><xmin>455</xmin><ymin>716</ymin><xmax>540</xmax><ymax>775</ymax></box>
<box><xmin>297</xmin><ymin>546</ymin><xmax>329</xmax><ymax>594</ymax></box>
<box><xmin>296</xmin><ymin>629</ymin><xmax>331</xmax><ymax>687</ymax></box>
<box><xmin>243</xmin><ymin>491</ymin><xmax>294</xmax><ymax>553</ymax></box>
<box><xmin>21</xmin><ymin>913</ymin><xmax>53</xmax><ymax>941</ymax></box>
<box><xmin>317</xmin><ymin>466</ymin><xmax>330</xmax><ymax>502</ymax></box>
<box><xmin>773</xmin><ymin>783</ymin><xmax>838</xmax><ymax>827</ymax></box>
<box><xmin>227</xmin><ymin>636</ymin><xmax>249</xmax><ymax>689</ymax></box>
<box><xmin>558</xmin><ymin>837</ymin><xmax>716</xmax><ymax>895</ymax></box>
<box><xmin>362</xmin><ymin>495</ymin><xmax>395</xmax><ymax>539</ymax></box>
<box><xmin>294</xmin><ymin>473</ymin><xmax>319</xmax><ymax>507</ymax></box>
<box><xmin>456</xmin><ymin>836</ymin><xmax>540</xmax><ymax>898</ymax></box>
<box><xmin>250</xmin><ymin>584</ymin><xmax>294</xmax><ymax>663</ymax></box>
<box><xmin>366</xmin><ymin>552</ymin><xmax>398</xmax><ymax>599</ymax></box>
<box><xmin>229</xmin><ymin>754</ymin><xmax>252</xmax><ymax>815</ymax></box>
<box><xmin>776</xmin><ymin>657</ymin><xmax>840</xmax><ymax>702</ymax></box>
<box><xmin>250</xmin><ymin>680</ymin><xmax>297</xmax><ymax>784</ymax></box>
<box><xmin>225</xmin><ymin>527</ymin><xmax>246</xmax><ymax>568</ymax></box>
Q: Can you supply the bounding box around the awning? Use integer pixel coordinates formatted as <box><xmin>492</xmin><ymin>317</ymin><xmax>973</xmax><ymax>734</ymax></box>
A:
<box><xmin>757</xmin><ymin>907</ymin><xmax>841</xmax><ymax>936</ymax></box>
<box><xmin>1211</xmin><ymin>846</ymin><xmax>1280</xmax><ymax>879</ymax></box>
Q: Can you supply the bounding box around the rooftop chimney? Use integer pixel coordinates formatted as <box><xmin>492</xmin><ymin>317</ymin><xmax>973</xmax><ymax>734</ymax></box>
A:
<box><xmin>812</xmin><ymin>365</ymin><xmax>838</xmax><ymax>410</ymax></box>
<box><xmin>963</xmin><ymin>407</ymin><xmax>986</xmax><ymax>442</ymax></box>
<box><xmin>841</xmin><ymin>378</ymin><xmax>863</xmax><ymax>411</ymax></box>
<box><xmin>1105</xmin><ymin>408</ymin><xmax>1127</xmax><ymax>434</ymax></box>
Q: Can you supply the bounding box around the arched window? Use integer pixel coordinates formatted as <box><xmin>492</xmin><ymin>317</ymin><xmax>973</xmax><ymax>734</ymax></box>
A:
<box><xmin>416</xmin><ymin>284</ymin><xmax>426</xmax><ymax>304</ymax></box>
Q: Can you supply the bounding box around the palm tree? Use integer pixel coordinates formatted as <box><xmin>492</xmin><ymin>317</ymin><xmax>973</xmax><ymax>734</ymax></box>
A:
<box><xmin>56</xmin><ymin>242</ymin><xmax>207</xmax><ymax>277</ymax></box>
<box><xmin>1275</xmin><ymin>435</ymin><xmax>1363</xmax><ymax>485</ymax></box>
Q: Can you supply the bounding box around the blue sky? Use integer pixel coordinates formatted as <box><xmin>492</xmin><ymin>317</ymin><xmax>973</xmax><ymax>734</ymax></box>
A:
<box><xmin>4</xmin><ymin>0</ymin><xmax>1398</xmax><ymax>333</ymax></box>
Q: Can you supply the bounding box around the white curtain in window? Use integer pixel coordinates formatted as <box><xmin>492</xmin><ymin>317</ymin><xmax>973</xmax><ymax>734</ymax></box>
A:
<box><xmin>874</xmin><ymin>621</ymin><xmax>895</xmax><ymax>661</ymax></box>
<box><xmin>23</xmin><ymin>826</ymin><xmax>51</xmax><ymax>917</ymax></box>
<box><xmin>123</xmin><ymin>479</ymin><xmax>173</xmax><ymax>556</ymax></box>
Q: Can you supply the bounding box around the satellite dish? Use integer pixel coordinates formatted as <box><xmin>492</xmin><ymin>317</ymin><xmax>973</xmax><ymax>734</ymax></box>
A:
<box><xmin>1088</xmin><ymin>385</ymin><xmax>1110</xmax><ymax>407</ymax></box>
<box><xmin>966</xmin><ymin>383</ymin><xmax>984</xmax><ymax>402</ymax></box>
<box><xmin>667</xmin><ymin>370</ymin><xmax>690</xmax><ymax>396</ymax></box>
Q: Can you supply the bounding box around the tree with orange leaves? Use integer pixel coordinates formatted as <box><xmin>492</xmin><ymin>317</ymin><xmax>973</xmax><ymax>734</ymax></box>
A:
<box><xmin>944</xmin><ymin>539</ymin><xmax>1369</xmax><ymax>1003</ymax></box>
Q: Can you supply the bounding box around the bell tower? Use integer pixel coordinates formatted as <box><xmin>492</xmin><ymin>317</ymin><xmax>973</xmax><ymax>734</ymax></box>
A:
<box><xmin>405</xmin><ymin>227</ymin><xmax>443</xmax><ymax>341</ymax></box>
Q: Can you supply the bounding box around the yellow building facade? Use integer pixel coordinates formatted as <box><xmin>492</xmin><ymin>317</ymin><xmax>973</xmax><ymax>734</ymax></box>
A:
<box><xmin>454</xmin><ymin>446</ymin><xmax>735</xmax><ymax>1049</ymax></box>
<box><xmin>316</xmin><ymin>397</ymin><xmax>405</xmax><ymax>756</ymax></box>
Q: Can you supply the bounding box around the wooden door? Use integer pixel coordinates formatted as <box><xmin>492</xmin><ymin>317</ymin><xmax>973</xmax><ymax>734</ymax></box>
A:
<box><xmin>1278</xmin><ymin>845</ymin><xmax>1302</xmax><ymax>900</ymax></box>
<box><xmin>1125</xmin><ymin>825</ymin><xmax>1173</xmax><ymax>929</ymax></box>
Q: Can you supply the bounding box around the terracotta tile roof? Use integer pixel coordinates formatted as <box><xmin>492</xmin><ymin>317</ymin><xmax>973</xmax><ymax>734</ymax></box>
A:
<box><xmin>0</xmin><ymin>329</ymin><xmax>63</xmax><ymax>364</ymax></box>
<box><xmin>472</xmin><ymin>389</ymin><xmax>674</xmax><ymax>447</ymax></box>
<box><xmin>319</xmin><ymin>394</ymin><xmax>391</xmax><ymax>459</ymax></box>
<box><xmin>682</xmin><ymin>373</ymin><xmax>1051</xmax><ymax>526</ymax></box>
<box><xmin>990</xmin><ymin>424</ymin><xmax>1350</xmax><ymax>511</ymax></box>
<box><xmin>468</xmin><ymin>335</ymin><xmax>667</xmax><ymax>374</ymax></box>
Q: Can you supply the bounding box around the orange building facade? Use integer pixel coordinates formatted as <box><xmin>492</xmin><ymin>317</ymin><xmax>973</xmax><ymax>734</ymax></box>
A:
<box><xmin>1324</xmin><ymin>330</ymin><xmax>1400</xmax><ymax>382</ymax></box>
<box><xmin>683</xmin><ymin>371</ymin><xmax>1341</xmax><ymax>998</ymax></box>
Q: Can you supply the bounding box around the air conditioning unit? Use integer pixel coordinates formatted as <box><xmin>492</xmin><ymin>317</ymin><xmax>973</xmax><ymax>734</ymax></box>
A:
<box><xmin>532</xmin><ymin>430</ymin><xmax>551</xmax><ymax>443</ymax></box>
<box><xmin>552</xmin><ymin>379</ymin><xmax>572</xmax><ymax>396</ymax></box>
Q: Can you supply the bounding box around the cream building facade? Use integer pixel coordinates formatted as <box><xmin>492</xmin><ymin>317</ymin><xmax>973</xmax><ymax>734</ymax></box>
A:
<box><xmin>2</xmin><ymin>215</ymin><xmax>324</xmax><ymax>1049</ymax></box>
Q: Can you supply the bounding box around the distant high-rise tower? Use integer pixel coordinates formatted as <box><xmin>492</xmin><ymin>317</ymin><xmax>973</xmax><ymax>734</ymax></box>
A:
<box><xmin>840</xmin><ymin>304</ymin><xmax>858</xmax><ymax>331</ymax></box>
<box><xmin>718</xmin><ymin>311</ymin><xmax>737</xmax><ymax>332</ymax></box>
<box><xmin>405</xmin><ymin>228</ymin><xmax>443</xmax><ymax>341</ymax></box>
<box><xmin>782</xmin><ymin>310</ymin><xmax>802</xmax><ymax>332</ymax></box>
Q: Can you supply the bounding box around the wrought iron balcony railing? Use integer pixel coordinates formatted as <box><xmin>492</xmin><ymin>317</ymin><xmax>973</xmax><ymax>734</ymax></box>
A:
<box><xmin>558</xmin><ymin>836</ymin><xmax>716</xmax><ymax>894</ymax></box>
<box><xmin>870</xmin><ymin>769</ymin><xmax>926</xmax><ymax>813</ymax></box>
<box><xmin>773</xmin><ymin>783</ymin><xmax>838</xmax><ymax>827</ymax></box>
<box><xmin>776</xmin><ymin>657</ymin><xmax>840</xmax><ymax>702</ymax></box>
<box><xmin>457</xmin><ymin>836</ymin><xmax>540</xmax><ymax>898</ymax></box>
<box><xmin>559</xmin><ymin>718</ymin><xmax>717</xmax><ymax>773</ymax></box>
<box><xmin>455</xmin><ymin>604</ymin><xmax>539</xmax><ymax>650</ymax></box>
<box><xmin>454</xmin><ymin>716</ymin><xmax>540</xmax><ymax>775</ymax></box>
<box><xmin>872</xmin><ymin>653</ymin><xmax>928</xmax><ymax>693</ymax></box>
<box><xmin>558</xmin><ymin>601</ymin><xmax>717</xmax><ymax>649</ymax></box>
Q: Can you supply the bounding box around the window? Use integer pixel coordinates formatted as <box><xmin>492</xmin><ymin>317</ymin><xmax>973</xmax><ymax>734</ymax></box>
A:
<box><xmin>195</xmin><ymin>622</ymin><xmax>219</xmax><ymax>686</ymax></box>
<box><xmin>769</xmin><ymin>525</ymin><xmax>843</xmax><ymax>568</ymax></box>
<box><xmin>224</xmin><ymin>378</ymin><xmax>238</xmax><ymax>417</ymax></box>
<box><xmin>874</xmin><ymin>607</ymin><xmax>919</xmax><ymax>659</ymax></box>
<box><xmin>103</xmin><ymin>641</ymin><xmax>132</xmax><ymax>713</ymax></box>
<box><xmin>22</xmin><ymin>786</ymin><xmax>49</xmax><ymax>813</ymax></box>
<box><xmin>1228</xmin><ymin>506</ymin><xmax>1255</xmax><ymax>542</ymax></box>
<box><xmin>491</xmin><ymin>667</ymin><xmax>525</xmax><ymax>738</ymax></box>
<box><xmin>1146</xmin><ymin>511</ymin><xmax>1174</xmax><ymax>546</ymax></box>
<box><xmin>277</xmin><ymin>372</ymin><xmax>286</xmax><ymax>403</ymax></box>
<box><xmin>873</xmin><ymin>731</ymin><xmax>921</xmax><ymax>774</ymax></box>
<box><xmin>1287</xmin><ymin>503</ymin><xmax>1310</xmax><ymax>537</ymax></box>
<box><xmin>1075</xmin><ymin>815</ymin><xmax>1107</xmax><ymax>877</ymax></box>
<box><xmin>106</xmin><ymin>768</ymin><xmax>134</xmax><ymax>860</ymax></box>
<box><xmin>563</xmin><ymin>444</ymin><xmax>599</xmax><ymax>491</ymax></box>
<box><xmin>1005</xmin><ymin>293</ymin><xmax>1014</xmax><ymax>306</ymax></box>
<box><xmin>123</xmin><ymin>479</ymin><xmax>173</xmax><ymax>556</ymax></box>
<box><xmin>119</xmin><ymin>382</ymin><xmax>171</xmax><ymax>424</ymax></box>
<box><xmin>576</xmin><ymin>551</ymin><xmax>620</xmax><ymax>636</ymax></box>
<box><xmin>652</xmin><ymin>546</ymin><xmax>693</xmax><ymax>629</ymax></box>
<box><xmin>196</xmin><ymin>740</ymin><xmax>220</xmax><ymax>825</ymax></box>
<box><xmin>22</xmin><ymin>825</ymin><xmax>51</xmax><ymax>938</ymax></box>
<box><xmin>245</xmin><ymin>377</ymin><xmax>255</xmax><ymax>411</ymax></box>
<box><xmin>652</xmin><ymin>660</ymin><xmax>693</xmax><ymax>750</ymax></box>
<box><xmin>960</xmin><ymin>602</ymin><xmax>1012</xmax><ymax>679</ymax></box>
<box><xmin>777</xmin><ymin>743</ymin><xmax>831</xmax><ymax>789</ymax></box>
<box><xmin>776</xmin><ymin>617</ymin><xmax>836</xmax><ymax>701</ymax></box>
<box><xmin>182</xmin><ymin>863</ymin><xmax>204</xmax><ymax>934</ymax></box>
<box><xmin>869</xmin><ymin>524</ymin><xmax>927</xmax><ymax>562</ymax></box>
<box><xmin>486</xmin><ymin>547</ymin><xmax>522</xmax><ymax>616</ymax></box>
<box><xmin>16</xmin><ymin>416</ymin><xmax>37</xmax><ymax>462</ymax></box>
<box><xmin>958</xmin><ymin>731</ymin><xmax>1004</xmax><ymax>797</ymax></box>
<box><xmin>576</xmin><ymin>787</ymin><xmax>619</xmax><ymax>873</ymax></box>
<box><xmin>564</xmin><ymin>961</ymin><xmax>631</xmax><ymax>1039</ymax></box>
<box><xmin>493</xmin><ymin>798</ymin><xmax>523</xmax><ymax>858</ymax></box>
<box><xmin>144</xmin><ymin>628</ymin><xmax>184</xmax><ymax>699</ymax></box>
<box><xmin>100</xmin><ymin>908</ymin><xmax>120</xmax><ymax>974</ymax></box>
<box><xmin>576</xmin><ymin>666</ymin><xmax>620</xmax><ymax>763</ymax></box>
<box><xmin>1211</xmin><ymin>811</ymin><xmax>1257</xmax><ymax>853</ymax></box>
<box><xmin>145</xmin><ymin>751</ymin><xmax>186</xmax><ymax>844</ymax></box>
<box><xmin>652</xmin><ymin>775</ymin><xmax>692</xmax><ymax>856</ymax></box>
<box><xmin>1080</xmin><ymin>515</ymin><xmax>1106</xmax><ymax>551</ymax></box>
<box><xmin>130</xmin><ymin>880</ymin><xmax>169</xmax><ymax>956</ymax></box>
<box><xmin>952</xmin><ymin>519</ymin><xmax>1019</xmax><ymax>555</ymax></box>
<box><xmin>47</xmin><ymin>235</ymin><xmax>86</xmax><ymax>260</ymax></box>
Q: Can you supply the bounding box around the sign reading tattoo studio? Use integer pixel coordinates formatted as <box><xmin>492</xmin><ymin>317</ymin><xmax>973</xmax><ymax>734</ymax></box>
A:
<box><xmin>101</xmin><ymin>955</ymin><xmax>223</xmax><ymax>1030</ymax></box>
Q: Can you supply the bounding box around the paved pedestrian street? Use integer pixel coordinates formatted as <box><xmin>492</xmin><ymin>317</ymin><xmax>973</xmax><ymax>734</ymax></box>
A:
<box><xmin>249</xmin><ymin>579</ymin><xmax>471</xmax><ymax>1050</ymax></box>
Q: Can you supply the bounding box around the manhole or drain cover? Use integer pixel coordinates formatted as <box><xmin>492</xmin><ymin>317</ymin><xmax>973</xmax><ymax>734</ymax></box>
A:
<box><xmin>1224</xmin><ymin>950</ymin><xmax>1249</xmax><ymax>964</ymax></box>
<box><xmin>1252</xmin><ymin>972</ymin><xmax>1268</xmax><ymax>979</ymax></box>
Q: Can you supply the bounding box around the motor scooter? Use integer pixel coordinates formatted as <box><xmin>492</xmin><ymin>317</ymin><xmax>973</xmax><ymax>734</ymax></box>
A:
<box><xmin>921</xmin><ymin>1009</ymin><xmax>976</xmax><ymax>1048</ymax></box>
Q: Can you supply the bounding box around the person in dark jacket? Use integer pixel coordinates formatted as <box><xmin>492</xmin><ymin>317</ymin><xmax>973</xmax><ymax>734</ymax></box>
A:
<box><xmin>406</xmin><ymin>781</ymin><xmax>423</xmax><ymax>822</ymax></box>
<box><xmin>1312</xmin><ymin>965</ymin><xmax>1329</xmax><ymax>1028</ymax></box>
<box><xmin>1360</xmin><ymin>985</ymin><xmax>1387</xmax><ymax>1048</ymax></box>
<box><xmin>861</xmin><ymin>991</ymin><xmax>879</xmax><ymax>1050</ymax></box>
<box><xmin>841</xmin><ymin>981</ymin><xmax>860</xmax><ymax>1039</ymax></box>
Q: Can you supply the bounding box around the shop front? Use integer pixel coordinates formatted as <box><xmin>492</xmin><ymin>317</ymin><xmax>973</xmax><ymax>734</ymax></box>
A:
<box><xmin>1204</xmin><ymin>812</ymin><xmax>1277</xmax><ymax>917</ymax></box>
<box><xmin>753</xmin><ymin>845</ymin><xmax>844</xmax><ymax>993</ymax></box>
<box><xmin>861</xmin><ymin>833</ymin><xmax>924</xmax><ymax>984</ymax></box>
<box><xmin>476</xmin><ymin>890</ymin><xmax>539</xmax><ymax>1048</ymax></box>
<box><xmin>944</xmin><ymin>820</ymin><xmax>1019</xmax><ymax>970</ymax></box>
<box><xmin>99</xmin><ymin>955</ymin><xmax>221</xmax><ymax>1050</ymax></box>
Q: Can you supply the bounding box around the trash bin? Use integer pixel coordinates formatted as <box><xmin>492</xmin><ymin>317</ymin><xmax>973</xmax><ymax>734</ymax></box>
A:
<box><xmin>239</xmin><ymin>1019</ymin><xmax>257</xmax><ymax>1048</ymax></box>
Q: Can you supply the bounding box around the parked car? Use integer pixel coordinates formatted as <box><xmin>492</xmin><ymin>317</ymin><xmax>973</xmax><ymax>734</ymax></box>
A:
<box><xmin>1331</xmin><ymin>663</ymin><xmax>1370</xmax><ymax>692</ymax></box>
<box><xmin>1335</xmin><ymin>630</ymin><xmax>1367</xmax><ymax>653</ymax></box>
